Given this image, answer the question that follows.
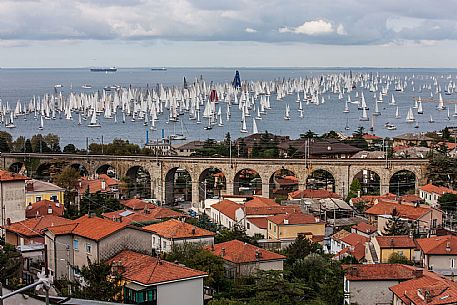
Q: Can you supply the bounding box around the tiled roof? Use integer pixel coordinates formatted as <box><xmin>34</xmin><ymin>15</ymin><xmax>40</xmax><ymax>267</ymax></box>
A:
<box><xmin>390</xmin><ymin>271</ymin><xmax>457</xmax><ymax>305</ymax></box>
<box><xmin>288</xmin><ymin>189</ymin><xmax>341</xmax><ymax>199</ymax></box>
<box><xmin>211</xmin><ymin>199</ymin><xmax>241</xmax><ymax>220</ymax></box>
<box><xmin>46</xmin><ymin>215</ymin><xmax>127</xmax><ymax>241</ymax></box>
<box><xmin>351</xmin><ymin>222</ymin><xmax>377</xmax><ymax>234</ymax></box>
<box><xmin>102</xmin><ymin>206</ymin><xmax>184</xmax><ymax>224</ymax></box>
<box><xmin>4</xmin><ymin>215</ymin><xmax>73</xmax><ymax>237</ymax></box>
<box><xmin>331</xmin><ymin>229</ymin><xmax>351</xmax><ymax>241</ymax></box>
<box><xmin>244</xmin><ymin>196</ymin><xmax>280</xmax><ymax>208</ymax></box>
<box><xmin>26</xmin><ymin>179</ymin><xmax>64</xmax><ymax>193</ymax></box>
<box><xmin>365</xmin><ymin>201</ymin><xmax>432</xmax><ymax>220</ymax></box>
<box><xmin>206</xmin><ymin>240</ymin><xmax>285</xmax><ymax>264</ymax></box>
<box><xmin>340</xmin><ymin>233</ymin><xmax>369</xmax><ymax>247</ymax></box>
<box><xmin>247</xmin><ymin>217</ymin><xmax>268</xmax><ymax>229</ymax></box>
<box><xmin>351</xmin><ymin>193</ymin><xmax>397</xmax><ymax>204</ymax></box>
<box><xmin>121</xmin><ymin>198</ymin><xmax>152</xmax><ymax>210</ymax></box>
<box><xmin>78</xmin><ymin>176</ymin><xmax>119</xmax><ymax>194</ymax></box>
<box><xmin>343</xmin><ymin>264</ymin><xmax>418</xmax><ymax>281</ymax></box>
<box><xmin>143</xmin><ymin>219</ymin><xmax>215</xmax><ymax>239</ymax></box>
<box><xmin>0</xmin><ymin>170</ymin><xmax>28</xmax><ymax>182</ymax></box>
<box><xmin>362</xmin><ymin>133</ymin><xmax>382</xmax><ymax>140</ymax></box>
<box><xmin>108</xmin><ymin>250</ymin><xmax>207</xmax><ymax>285</ymax></box>
<box><xmin>26</xmin><ymin>200</ymin><xmax>64</xmax><ymax>218</ymax></box>
<box><xmin>420</xmin><ymin>183</ymin><xmax>457</xmax><ymax>195</ymax></box>
<box><xmin>335</xmin><ymin>242</ymin><xmax>366</xmax><ymax>261</ymax></box>
<box><xmin>245</xmin><ymin>205</ymin><xmax>301</xmax><ymax>216</ymax></box>
<box><xmin>375</xmin><ymin>235</ymin><xmax>417</xmax><ymax>249</ymax></box>
<box><xmin>416</xmin><ymin>235</ymin><xmax>457</xmax><ymax>255</ymax></box>
<box><xmin>267</xmin><ymin>212</ymin><xmax>317</xmax><ymax>225</ymax></box>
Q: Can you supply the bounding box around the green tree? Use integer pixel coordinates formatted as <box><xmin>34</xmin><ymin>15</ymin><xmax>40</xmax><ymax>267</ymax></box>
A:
<box><xmin>387</xmin><ymin>252</ymin><xmax>413</xmax><ymax>265</ymax></box>
<box><xmin>73</xmin><ymin>259</ymin><xmax>122</xmax><ymax>302</ymax></box>
<box><xmin>383</xmin><ymin>208</ymin><xmax>410</xmax><ymax>236</ymax></box>
<box><xmin>284</xmin><ymin>235</ymin><xmax>323</xmax><ymax>266</ymax></box>
<box><xmin>0</xmin><ymin>131</ymin><xmax>13</xmax><ymax>149</ymax></box>
<box><xmin>25</xmin><ymin>139</ymin><xmax>33</xmax><ymax>153</ymax></box>
<box><xmin>186</xmin><ymin>213</ymin><xmax>218</xmax><ymax>232</ymax></box>
<box><xmin>215</xmin><ymin>224</ymin><xmax>258</xmax><ymax>245</ymax></box>
<box><xmin>0</xmin><ymin>243</ymin><xmax>22</xmax><ymax>287</ymax></box>
<box><xmin>438</xmin><ymin>193</ymin><xmax>457</xmax><ymax>211</ymax></box>
<box><xmin>55</xmin><ymin>167</ymin><xmax>80</xmax><ymax>206</ymax></box>
<box><xmin>12</xmin><ymin>136</ymin><xmax>26</xmax><ymax>152</ymax></box>
<box><xmin>346</xmin><ymin>179</ymin><xmax>362</xmax><ymax>201</ymax></box>
<box><xmin>0</xmin><ymin>137</ymin><xmax>10</xmax><ymax>152</ymax></box>
<box><xmin>63</xmin><ymin>144</ymin><xmax>77</xmax><ymax>154</ymax></box>
<box><xmin>427</xmin><ymin>153</ymin><xmax>457</xmax><ymax>188</ymax></box>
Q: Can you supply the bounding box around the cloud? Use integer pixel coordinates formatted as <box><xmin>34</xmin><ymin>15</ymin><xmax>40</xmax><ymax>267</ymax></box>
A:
<box><xmin>279</xmin><ymin>20</ymin><xmax>334</xmax><ymax>35</ymax></box>
<box><xmin>245</xmin><ymin>27</ymin><xmax>257</xmax><ymax>33</ymax></box>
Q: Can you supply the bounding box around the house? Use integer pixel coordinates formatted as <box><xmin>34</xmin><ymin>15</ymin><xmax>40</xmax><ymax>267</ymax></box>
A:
<box><xmin>287</xmin><ymin>189</ymin><xmax>341</xmax><ymax>200</ymax></box>
<box><xmin>351</xmin><ymin>222</ymin><xmax>377</xmax><ymax>238</ymax></box>
<box><xmin>108</xmin><ymin>250</ymin><xmax>207</xmax><ymax>305</ymax></box>
<box><xmin>390</xmin><ymin>270</ymin><xmax>457</xmax><ymax>305</ymax></box>
<box><xmin>209</xmin><ymin>199</ymin><xmax>242</xmax><ymax>229</ymax></box>
<box><xmin>277</xmin><ymin>138</ymin><xmax>361</xmax><ymax>159</ymax></box>
<box><xmin>144</xmin><ymin>138</ymin><xmax>176</xmax><ymax>156</ymax></box>
<box><xmin>393</xmin><ymin>133</ymin><xmax>435</xmax><ymax>148</ymax></box>
<box><xmin>416</xmin><ymin>235</ymin><xmax>457</xmax><ymax>278</ymax></box>
<box><xmin>102</xmin><ymin>206</ymin><xmax>185</xmax><ymax>225</ymax></box>
<box><xmin>26</xmin><ymin>199</ymin><xmax>64</xmax><ymax>218</ymax></box>
<box><xmin>142</xmin><ymin>219</ymin><xmax>215</xmax><ymax>253</ymax></box>
<box><xmin>25</xmin><ymin>179</ymin><xmax>64</xmax><ymax>205</ymax></box>
<box><xmin>343</xmin><ymin>264</ymin><xmax>421</xmax><ymax>305</ymax></box>
<box><xmin>77</xmin><ymin>174</ymin><xmax>120</xmax><ymax>202</ymax></box>
<box><xmin>365</xmin><ymin>200</ymin><xmax>443</xmax><ymax>235</ymax></box>
<box><xmin>0</xmin><ymin>170</ymin><xmax>28</xmax><ymax>232</ymax></box>
<box><xmin>333</xmin><ymin>233</ymin><xmax>369</xmax><ymax>262</ymax></box>
<box><xmin>329</xmin><ymin>229</ymin><xmax>351</xmax><ymax>254</ymax></box>
<box><xmin>3</xmin><ymin>215</ymin><xmax>73</xmax><ymax>246</ymax></box>
<box><xmin>174</xmin><ymin>140</ymin><xmax>205</xmax><ymax>156</ymax></box>
<box><xmin>245</xmin><ymin>217</ymin><xmax>268</xmax><ymax>238</ymax></box>
<box><xmin>266</xmin><ymin>212</ymin><xmax>325</xmax><ymax>247</ymax></box>
<box><xmin>206</xmin><ymin>239</ymin><xmax>285</xmax><ymax>278</ymax></box>
<box><xmin>44</xmin><ymin>215</ymin><xmax>152</xmax><ymax>280</ymax></box>
<box><xmin>419</xmin><ymin>183</ymin><xmax>457</xmax><ymax>208</ymax></box>
<box><xmin>365</xmin><ymin>235</ymin><xmax>418</xmax><ymax>264</ymax></box>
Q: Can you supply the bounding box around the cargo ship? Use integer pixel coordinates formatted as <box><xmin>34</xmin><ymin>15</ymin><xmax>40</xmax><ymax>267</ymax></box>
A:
<box><xmin>90</xmin><ymin>67</ymin><xmax>117</xmax><ymax>72</ymax></box>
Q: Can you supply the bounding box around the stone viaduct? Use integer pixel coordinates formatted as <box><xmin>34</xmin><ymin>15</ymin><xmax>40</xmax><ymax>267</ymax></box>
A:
<box><xmin>1</xmin><ymin>153</ymin><xmax>429</xmax><ymax>204</ymax></box>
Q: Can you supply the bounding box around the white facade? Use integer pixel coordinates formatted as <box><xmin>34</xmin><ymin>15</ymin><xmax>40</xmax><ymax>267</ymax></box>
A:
<box><xmin>210</xmin><ymin>206</ymin><xmax>243</xmax><ymax>229</ymax></box>
<box><xmin>156</xmin><ymin>277</ymin><xmax>204</xmax><ymax>305</ymax></box>
<box><xmin>0</xmin><ymin>180</ymin><xmax>26</xmax><ymax>228</ymax></box>
<box><xmin>245</xmin><ymin>218</ymin><xmax>267</xmax><ymax>238</ymax></box>
<box><xmin>151</xmin><ymin>234</ymin><xmax>214</xmax><ymax>253</ymax></box>
<box><xmin>419</xmin><ymin>189</ymin><xmax>440</xmax><ymax>207</ymax></box>
<box><xmin>344</xmin><ymin>278</ymin><xmax>401</xmax><ymax>305</ymax></box>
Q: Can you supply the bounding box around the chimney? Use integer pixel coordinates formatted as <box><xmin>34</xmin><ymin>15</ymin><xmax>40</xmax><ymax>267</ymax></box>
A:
<box><xmin>6</xmin><ymin>218</ymin><xmax>11</xmax><ymax>226</ymax></box>
<box><xmin>284</xmin><ymin>219</ymin><xmax>289</xmax><ymax>225</ymax></box>
<box><xmin>26</xmin><ymin>181</ymin><xmax>34</xmax><ymax>192</ymax></box>
<box><xmin>27</xmin><ymin>202</ymin><xmax>32</xmax><ymax>210</ymax></box>
<box><xmin>191</xmin><ymin>228</ymin><xmax>196</xmax><ymax>235</ymax></box>
<box><xmin>446</xmin><ymin>241</ymin><xmax>451</xmax><ymax>252</ymax></box>
<box><xmin>413</xmin><ymin>269</ymin><xmax>423</xmax><ymax>278</ymax></box>
<box><xmin>101</xmin><ymin>180</ymin><xmax>106</xmax><ymax>191</ymax></box>
<box><xmin>47</xmin><ymin>205</ymin><xmax>53</xmax><ymax>214</ymax></box>
<box><xmin>221</xmin><ymin>248</ymin><xmax>225</xmax><ymax>257</ymax></box>
<box><xmin>390</xmin><ymin>238</ymin><xmax>395</xmax><ymax>247</ymax></box>
<box><xmin>255</xmin><ymin>249</ymin><xmax>262</xmax><ymax>260</ymax></box>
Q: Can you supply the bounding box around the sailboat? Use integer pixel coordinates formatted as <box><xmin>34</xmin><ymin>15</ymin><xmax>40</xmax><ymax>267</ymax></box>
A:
<box><xmin>38</xmin><ymin>116</ymin><xmax>44</xmax><ymax>130</ymax></box>
<box><xmin>429</xmin><ymin>114</ymin><xmax>434</xmax><ymax>123</ymax></box>
<box><xmin>5</xmin><ymin>112</ymin><xmax>15</xmax><ymax>128</ymax></box>
<box><xmin>88</xmin><ymin>110</ymin><xmax>101</xmax><ymax>127</ymax></box>
<box><xmin>218</xmin><ymin>114</ymin><xmax>224</xmax><ymax>127</ymax></box>
<box><xmin>417</xmin><ymin>101</ymin><xmax>423</xmax><ymax>114</ymax></box>
<box><xmin>406</xmin><ymin>107</ymin><xmax>415</xmax><ymax>123</ymax></box>
<box><xmin>343</xmin><ymin>101</ymin><xmax>349</xmax><ymax>113</ymax></box>
<box><xmin>437</xmin><ymin>94</ymin><xmax>446</xmax><ymax>110</ymax></box>
<box><xmin>78</xmin><ymin>113</ymin><xmax>82</xmax><ymax>126</ymax></box>
<box><xmin>389</xmin><ymin>94</ymin><xmax>396</xmax><ymax>106</ymax></box>
<box><xmin>240</xmin><ymin>116</ymin><xmax>248</xmax><ymax>133</ymax></box>
<box><xmin>453</xmin><ymin>104</ymin><xmax>457</xmax><ymax>117</ymax></box>
<box><xmin>344</xmin><ymin>118</ymin><xmax>350</xmax><ymax>130</ymax></box>
<box><xmin>373</xmin><ymin>101</ymin><xmax>381</xmax><ymax>116</ymax></box>
<box><xmin>284</xmin><ymin>104</ymin><xmax>290</xmax><ymax>120</ymax></box>
<box><xmin>395</xmin><ymin>106</ymin><xmax>401</xmax><ymax>119</ymax></box>
<box><xmin>252</xmin><ymin>118</ymin><xmax>258</xmax><ymax>134</ymax></box>
<box><xmin>171</xmin><ymin>120</ymin><xmax>187</xmax><ymax>139</ymax></box>
<box><xmin>359</xmin><ymin>107</ymin><xmax>369</xmax><ymax>121</ymax></box>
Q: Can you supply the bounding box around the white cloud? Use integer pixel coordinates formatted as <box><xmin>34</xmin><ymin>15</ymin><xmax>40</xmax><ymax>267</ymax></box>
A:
<box><xmin>245</xmin><ymin>27</ymin><xmax>257</xmax><ymax>33</ymax></box>
<box><xmin>336</xmin><ymin>24</ymin><xmax>347</xmax><ymax>36</ymax></box>
<box><xmin>279</xmin><ymin>20</ymin><xmax>334</xmax><ymax>35</ymax></box>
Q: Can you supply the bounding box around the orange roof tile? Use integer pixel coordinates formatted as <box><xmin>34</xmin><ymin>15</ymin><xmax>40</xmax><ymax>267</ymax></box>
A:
<box><xmin>245</xmin><ymin>205</ymin><xmax>301</xmax><ymax>216</ymax></box>
<box><xmin>244</xmin><ymin>196</ymin><xmax>280</xmax><ymax>208</ymax></box>
<box><xmin>365</xmin><ymin>201</ymin><xmax>432</xmax><ymax>220</ymax></box>
<box><xmin>26</xmin><ymin>200</ymin><xmax>64</xmax><ymax>218</ymax></box>
<box><xmin>102</xmin><ymin>207</ymin><xmax>184</xmax><ymax>224</ymax></box>
<box><xmin>211</xmin><ymin>199</ymin><xmax>241</xmax><ymax>220</ymax></box>
<box><xmin>375</xmin><ymin>235</ymin><xmax>417</xmax><ymax>249</ymax></box>
<box><xmin>108</xmin><ymin>250</ymin><xmax>207</xmax><ymax>285</ymax></box>
<box><xmin>420</xmin><ymin>183</ymin><xmax>457</xmax><ymax>195</ymax></box>
<box><xmin>351</xmin><ymin>222</ymin><xmax>377</xmax><ymax>234</ymax></box>
<box><xmin>343</xmin><ymin>264</ymin><xmax>418</xmax><ymax>281</ymax></box>
<box><xmin>206</xmin><ymin>240</ymin><xmax>285</xmax><ymax>264</ymax></box>
<box><xmin>247</xmin><ymin>217</ymin><xmax>268</xmax><ymax>229</ymax></box>
<box><xmin>78</xmin><ymin>176</ymin><xmax>119</xmax><ymax>194</ymax></box>
<box><xmin>335</xmin><ymin>242</ymin><xmax>366</xmax><ymax>261</ymax></box>
<box><xmin>416</xmin><ymin>235</ymin><xmax>457</xmax><ymax>255</ymax></box>
<box><xmin>340</xmin><ymin>233</ymin><xmax>369</xmax><ymax>246</ymax></box>
<box><xmin>267</xmin><ymin>212</ymin><xmax>317</xmax><ymax>225</ymax></box>
<box><xmin>121</xmin><ymin>198</ymin><xmax>151</xmax><ymax>210</ymax></box>
<box><xmin>0</xmin><ymin>170</ymin><xmax>28</xmax><ymax>182</ymax></box>
<box><xmin>331</xmin><ymin>229</ymin><xmax>351</xmax><ymax>241</ymax></box>
<box><xmin>143</xmin><ymin>219</ymin><xmax>215</xmax><ymax>239</ymax></box>
<box><xmin>288</xmin><ymin>189</ymin><xmax>341</xmax><ymax>199</ymax></box>
<box><xmin>4</xmin><ymin>215</ymin><xmax>73</xmax><ymax>238</ymax></box>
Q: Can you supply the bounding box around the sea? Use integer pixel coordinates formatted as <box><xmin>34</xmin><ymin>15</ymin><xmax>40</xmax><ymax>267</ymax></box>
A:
<box><xmin>1</xmin><ymin>67</ymin><xmax>457</xmax><ymax>148</ymax></box>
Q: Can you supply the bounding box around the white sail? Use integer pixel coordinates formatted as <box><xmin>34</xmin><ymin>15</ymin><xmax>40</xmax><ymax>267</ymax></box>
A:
<box><xmin>252</xmin><ymin>118</ymin><xmax>258</xmax><ymax>134</ymax></box>
<box><xmin>417</xmin><ymin>101</ymin><xmax>423</xmax><ymax>114</ymax></box>
<box><xmin>360</xmin><ymin>107</ymin><xmax>369</xmax><ymax>121</ymax></box>
<box><xmin>438</xmin><ymin>93</ymin><xmax>445</xmax><ymax>110</ymax></box>
<box><xmin>406</xmin><ymin>107</ymin><xmax>415</xmax><ymax>122</ymax></box>
<box><xmin>240</xmin><ymin>117</ymin><xmax>247</xmax><ymax>133</ymax></box>
<box><xmin>395</xmin><ymin>106</ymin><xmax>400</xmax><ymax>119</ymax></box>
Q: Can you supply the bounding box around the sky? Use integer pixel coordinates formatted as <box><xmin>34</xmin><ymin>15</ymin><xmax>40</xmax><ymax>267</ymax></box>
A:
<box><xmin>1</xmin><ymin>0</ymin><xmax>457</xmax><ymax>68</ymax></box>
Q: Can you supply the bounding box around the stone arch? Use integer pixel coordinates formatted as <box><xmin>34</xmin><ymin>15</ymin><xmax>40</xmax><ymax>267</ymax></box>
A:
<box><xmin>8</xmin><ymin>162</ymin><xmax>25</xmax><ymax>174</ymax></box>
<box><xmin>389</xmin><ymin>170</ymin><xmax>417</xmax><ymax>196</ymax></box>
<box><xmin>69</xmin><ymin>163</ymin><xmax>89</xmax><ymax>177</ymax></box>
<box><xmin>306</xmin><ymin>169</ymin><xmax>336</xmax><ymax>192</ymax></box>
<box><xmin>96</xmin><ymin>164</ymin><xmax>117</xmax><ymax>178</ymax></box>
<box><xmin>352</xmin><ymin>169</ymin><xmax>381</xmax><ymax>195</ymax></box>
<box><xmin>34</xmin><ymin>162</ymin><xmax>53</xmax><ymax>181</ymax></box>
<box><xmin>269</xmin><ymin>168</ymin><xmax>298</xmax><ymax>200</ymax></box>
<box><xmin>198</xmin><ymin>167</ymin><xmax>226</xmax><ymax>202</ymax></box>
<box><xmin>164</xmin><ymin>167</ymin><xmax>192</xmax><ymax>205</ymax></box>
<box><xmin>124</xmin><ymin>166</ymin><xmax>151</xmax><ymax>199</ymax></box>
<box><xmin>234</xmin><ymin>168</ymin><xmax>262</xmax><ymax>196</ymax></box>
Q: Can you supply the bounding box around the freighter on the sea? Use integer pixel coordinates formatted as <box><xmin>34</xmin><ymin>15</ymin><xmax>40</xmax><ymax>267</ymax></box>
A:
<box><xmin>90</xmin><ymin>67</ymin><xmax>117</xmax><ymax>72</ymax></box>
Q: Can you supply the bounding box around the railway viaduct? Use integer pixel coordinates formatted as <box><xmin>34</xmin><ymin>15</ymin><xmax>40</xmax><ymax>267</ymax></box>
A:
<box><xmin>1</xmin><ymin>153</ymin><xmax>429</xmax><ymax>204</ymax></box>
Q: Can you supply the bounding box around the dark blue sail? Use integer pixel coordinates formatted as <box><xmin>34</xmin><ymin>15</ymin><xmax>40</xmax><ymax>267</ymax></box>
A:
<box><xmin>232</xmin><ymin>70</ymin><xmax>241</xmax><ymax>89</ymax></box>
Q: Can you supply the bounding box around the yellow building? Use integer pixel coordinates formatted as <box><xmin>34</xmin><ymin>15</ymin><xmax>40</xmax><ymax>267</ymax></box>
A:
<box><xmin>267</xmin><ymin>212</ymin><xmax>325</xmax><ymax>243</ymax></box>
<box><xmin>367</xmin><ymin>235</ymin><xmax>417</xmax><ymax>263</ymax></box>
<box><xmin>26</xmin><ymin>179</ymin><xmax>64</xmax><ymax>205</ymax></box>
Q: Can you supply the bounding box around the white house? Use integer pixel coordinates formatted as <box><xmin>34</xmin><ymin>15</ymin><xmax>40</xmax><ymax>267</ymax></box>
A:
<box><xmin>0</xmin><ymin>170</ymin><xmax>28</xmax><ymax>234</ymax></box>
<box><xmin>419</xmin><ymin>183</ymin><xmax>457</xmax><ymax>208</ymax></box>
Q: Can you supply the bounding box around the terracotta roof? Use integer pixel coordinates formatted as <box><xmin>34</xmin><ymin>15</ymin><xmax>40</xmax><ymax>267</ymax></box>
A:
<box><xmin>247</xmin><ymin>217</ymin><xmax>268</xmax><ymax>229</ymax></box>
<box><xmin>245</xmin><ymin>205</ymin><xmax>301</xmax><ymax>216</ymax></box>
<box><xmin>331</xmin><ymin>229</ymin><xmax>351</xmax><ymax>241</ymax></box>
<box><xmin>0</xmin><ymin>170</ymin><xmax>28</xmax><ymax>182</ymax></box>
<box><xmin>416</xmin><ymin>235</ymin><xmax>457</xmax><ymax>255</ymax></box>
<box><xmin>351</xmin><ymin>193</ymin><xmax>397</xmax><ymax>204</ymax></box>
<box><xmin>26</xmin><ymin>179</ymin><xmax>64</xmax><ymax>193</ymax></box>
<box><xmin>340</xmin><ymin>233</ymin><xmax>369</xmax><ymax>247</ymax></box>
<box><xmin>46</xmin><ymin>215</ymin><xmax>127</xmax><ymax>241</ymax></box>
<box><xmin>102</xmin><ymin>207</ymin><xmax>184</xmax><ymax>224</ymax></box>
<box><xmin>206</xmin><ymin>240</ymin><xmax>285</xmax><ymax>264</ymax></box>
<box><xmin>288</xmin><ymin>189</ymin><xmax>341</xmax><ymax>199</ymax></box>
<box><xmin>211</xmin><ymin>199</ymin><xmax>241</xmax><ymax>220</ymax></box>
<box><xmin>4</xmin><ymin>215</ymin><xmax>73</xmax><ymax>238</ymax></box>
<box><xmin>390</xmin><ymin>271</ymin><xmax>457</xmax><ymax>305</ymax></box>
<box><xmin>244</xmin><ymin>196</ymin><xmax>280</xmax><ymax>208</ymax></box>
<box><xmin>335</xmin><ymin>242</ymin><xmax>366</xmax><ymax>261</ymax></box>
<box><xmin>121</xmin><ymin>198</ymin><xmax>152</xmax><ymax>210</ymax></box>
<box><xmin>365</xmin><ymin>201</ymin><xmax>432</xmax><ymax>220</ymax></box>
<box><xmin>351</xmin><ymin>222</ymin><xmax>377</xmax><ymax>234</ymax></box>
<box><xmin>420</xmin><ymin>183</ymin><xmax>457</xmax><ymax>195</ymax></box>
<box><xmin>78</xmin><ymin>176</ymin><xmax>119</xmax><ymax>194</ymax></box>
<box><xmin>143</xmin><ymin>219</ymin><xmax>215</xmax><ymax>239</ymax></box>
<box><xmin>108</xmin><ymin>250</ymin><xmax>207</xmax><ymax>285</ymax></box>
<box><xmin>362</xmin><ymin>133</ymin><xmax>382</xmax><ymax>140</ymax></box>
<box><xmin>267</xmin><ymin>212</ymin><xmax>317</xmax><ymax>225</ymax></box>
<box><xmin>375</xmin><ymin>235</ymin><xmax>417</xmax><ymax>249</ymax></box>
<box><xmin>343</xmin><ymin>264</ymin><xmax>418</xmax><ymax>281</ymax></box>
<box><xmin>400</xmin><ymin>194</ymin><xmax>424</xmax><ymax>204</ymax></box>
<box><xmin>26</xmin><ymin>200</ymin><xmax>64</xmax><ymax>218</ymax></box>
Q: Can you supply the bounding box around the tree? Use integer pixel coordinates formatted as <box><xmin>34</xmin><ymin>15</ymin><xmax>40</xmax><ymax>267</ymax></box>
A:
<box><xmin>283</xmin><ymin>235</ymin><xmax>323</xmax><ymax>266</ymax></box>
<box><xmin>25</xmin><ymin>139</ymin><xmax>33</xmax><ymax>153</ymax></box>
<box><xmin>427</xmin><ymin>153</ymin><xmax>457</xmax><ymax>188</ymax></box>
<box><xmin>55</xmin><ymin>167</ymin><xmax>80</xmax><ymax>192</ymax></box>
<box><xmin>0</xmin><ymin>137</ymin><xmax>10</xmax><ymax>152</ymax></box>
<box><xmin>215</xmin><ymin>223</ymin><xmax>258</xmax><ymax>245</ymax></box>
<box><xmin>44</xmin><ymin>133</ymin><xmax>61</xmax><ymax>152</ymax></box>
<box><xmin>12</xmin><ymin>136</ymin><xmax>26</xmax><ymax>152</ymax></box>
<box><xmin>73</xmin><ymin>259</ymin><xmax>122</xmax><ymax>302</ymax></box>
<box><xmin>438</xmin><ymin>193</ymin><xmax>457</xmax><ymax>211</ymax></box>
<box><xmin>63</xmin><ymin>144</ymin><xmax>77</xmax><ymax>154</ymax></box>
<box><xmin>0</xmin><ymin>131</ymin><xmax>13</xmax><ymax>149</ymax></box>
<box><xmin>0</xmin><ymin>243</ymin><xmax>22</xmax><ymax>287</ymax></box>
<box><xmin>387</xmin><ymin>252</ymin><xmax>413</xmax><ymax>265</ymax></box>
<box><xmin>346</xmin><ymin>179</ymin><xmax>361</xmax><ymax>201</ymax></box>
<box><xmin>301</xmin><ymin>130</ymin><xmax>318</xmax><ymax>139</ymax></box>
<box><xmin>186</xmin><ymin>213</ymin><xmax>218</xmax><ymax>232</ymax></box>
<box><xmin>383</xmin><ymin>208</ymin><xmax>410</xmax><ymax>236</ymax></box>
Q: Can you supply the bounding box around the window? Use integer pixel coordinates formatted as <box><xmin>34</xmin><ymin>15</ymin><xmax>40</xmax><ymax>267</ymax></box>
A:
<box><xmin>432</xmin><ymin>219</ymin><xmax>437</xmax><ymax>228</ymax></box>
<box><xmin>73</xmin><ymin>239</ymin><xmax>79</xmax><ymax>251</ymax></box>
<box><xmin>51</xmin><ymin>195</ymin><xmax>58</xmax><ymax>202</ymax></box>
<box><xmin>35</xmin><ymin>196</ymin><xmax>42</xmax><ymax>202</ymax></box>
<box><xmin>451</xmin><ymin>259</ymin><xmax>455</xmax><ymax>269</ymax></box>
<box><xmin>274</xmin><ymin>226</ymin><xmax>276</xmax><ymax>233</ymax></box>
<box><xmin>85</xmin><ymin>243</ymin><xmax>92</xmax><ymax>253</ymax></box>
<box><xmin>269</xmin><ymin>223</ymin><xmax>272</xmax><ymax>230</ymax></box>
<box><xmin>163</xmin><ymin>241</ymin><xmax>167</xmax><ymax>249</ymax></box>
<box><xmin>153</xmin><ymin>237</ymin><xmax>156</xmax><ymax>245</ymax></box>
<box><xmin>247</xmin><ymin>223</ymin><xmax>250</xmax><ymax>230</ymax></box>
